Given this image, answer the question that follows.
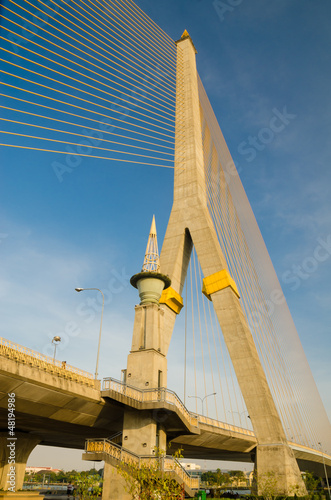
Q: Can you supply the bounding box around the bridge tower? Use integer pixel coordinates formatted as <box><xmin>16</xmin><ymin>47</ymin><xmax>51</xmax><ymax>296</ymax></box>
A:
<box><xmin>157</xmin><ymin>30</ymin><xmax>306</xmax><ymax>496</ymax></box>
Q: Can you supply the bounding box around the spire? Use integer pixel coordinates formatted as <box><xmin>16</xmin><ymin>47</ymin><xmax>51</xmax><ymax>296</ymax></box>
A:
<box><xmin>176</xmin><ymin>29</ymin><xmax>197</xmax><ymax>54</ymax></box>
<box><xmin>141</xmin><ymin>215</ymin><xmax>160</xmax><ymax>272</ymax></box>
<box><xmin>130</xmin><ymin>215</ymin><xmax>170</xmax><ymax>304</ymax></box>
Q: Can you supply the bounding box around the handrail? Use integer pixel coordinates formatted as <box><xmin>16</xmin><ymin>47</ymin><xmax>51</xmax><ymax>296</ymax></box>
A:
<box><xmin>0</xmin><ymin>336</ymin><xmax>95</xmax><ymax>387</ymax></box>
<box><xmin>85</xmin><ymin>438</ymin><xmax>200</xmax><ymax>490</ymax></box>
<box><xmin>103</xmin><ymin>377</ymin><xmax>198</xmax><ymax>427</ymax></box>
<box><xmin>102</xmin><ymin>377</ymin><xmax>255</xmax><ymax>437</ymax></box>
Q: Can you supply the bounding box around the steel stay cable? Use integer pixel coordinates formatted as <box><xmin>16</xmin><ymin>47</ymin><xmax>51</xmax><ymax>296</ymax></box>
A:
<box><xmin>1</xmin><ymin>28</ymin><xmax>176</xmax><ymax>117</ymax></box>
<box><xmin>0</xmin><ymin>117</ymin><xmax>174</xmax><ymax>157</ymax></box>
<box><xmin>202</xmin><ymin>119</ymin><xmax>285</xmax><ymax>408</ymax></box>
<box><xmin>7</xmin><ymin>1</ymin><xmax>176</xmax><ymax>97</ymax></box>
<box><xmin>216</xmin><ymin>180</ymin><xmax>310</xmax><ymax>443</ymax></box>
<box><xmin>0</xmin><ymin>75</ymin><xmax>175</xmax><ymax>139</ymax></box>
<box><xmin>51</xmin><ymin>0</ymin><xmax>176</xmax><ymax>76</ymax></box>
<box><xmin>209</xmin><ymin>153</ymin><xmax>316</xmax><ymax>446</ymax></box>
<box><xmin>200</xmin><ymin>80</ymin><xmax>320</xmax><ymax>444</ymax></box>
<box><xmin>0</xmin><ymin>130</ymin><xmax>174</xmax><ymax>163</ymax></box>
<box><xmin>0</xmin><ymin>143</ymin><xmax>174</xmax><ymax>168</ymax></box>
<box><xmin>232</xmin><ymin>217</ymin><xmax>307</xmax><ymax>441</ymax></box>
<box><xmin>75</xmin><ymin>0</ymin><xmax>176</xmax><ymax>70</ymax></box>
<box><xmin>105</xmin><ymin>0</ymin><xmax>176</xmax><ymax>60</ymax></box>
<box><xmin>212</xmin><ymin>306</ymin><xmax>234</xmax><ymax>422</ymax></box>
<box><xmin>207</xmin><ymin>168</ymin><xmax>294</xmax><ymax>433</ymax></box>
<box><xmin>192</xmin><ymin>249</ymin><xmax>208</xmax><ymax>415</ymax></box>
<box><xmin>0</xmin><ymin>45</ymin><xmax>174</xmax><ymax>123</ymax></box>
<box><xmin>202</xmin><ymin>127</ymin><xmax>286</xmax><ymax>427</ymax></box>
<box><xmin>202</xmin><ymin>146</ymin><xmax>236</xmax><ymax>422</ymax></box>
<box><xmin>0</xmin><ymin>104</ymin><xmax>174</xmax><ymax>150</ymax></box>
<box><xmin>20</xmin><ymin>0</ymin><xmax>176</xmax><ymax>88</ymax></box>
<box><xmin>1</xmin><ymin>55</ymin><xmax>175</xmax><ymax>131</ymax></box>
<box><xmin>2</xmin><ymin>8</ymin><xmax>176</xmax><ymax>102</ymax></box>
<box><xmin>117</xmin><ymin>0</ymin><xmax>176</xmax><ymax>50</ymax></box>
<box><xmin>202</xmin><ymin>150</ymin><xmax>242</xmax><ymax>425</ymax></box>
<box><xmin>202</xmin><ymin>112</ymin><xmax>312</xmax><ymax>442</ymax></box>
<box><xmin>206</xmin><ymin>179</ymin><xmax>242</xmax><ymax>422</ymax></box>
<box><xmin>189</xmin><ymin>258</ymin><xmax>198</xmax><ymax>414</ymax></box>
<box><xmin>197</xmin><ymin>259</ymin><xmax>218</xmax><ymax>420</ymax></box>
<box><xmin>206</xmin><ymin>298</ymin><xmax>227</xmax><ymax>421</ymax></box>
<box><xmin>0</xmin><ymin>90</ymin><xmax>175</xmax><ymax>145</ymax></box>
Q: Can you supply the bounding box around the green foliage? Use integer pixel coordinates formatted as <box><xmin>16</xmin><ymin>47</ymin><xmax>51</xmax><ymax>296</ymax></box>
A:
<box><xmin>116</xmin><ymin>448</ymin><xmax>184</xmax><ymax>500</ymax></box>
<box><xmin>201</xmin><ymin>469</ymin><xmax>246</xmax><ymax>488</ymax></box>
<box><xmin>24</xmin><ymin>468</ymin><xmax>102</xmax><ymax>487</ymax></box>
<box><xmin>69</xmin><ymin>472</ymin><xmax>102</xmax><ymax>500</ymax></box>
<box><xmin>255</xmin><ymin>471</ymin><xmax>279</xmax><ymax>500</ymax></box>
<box><xmin>303</xmin><ymin>471</ymin><xmax>321</xmax><ymax>499</ymax></box>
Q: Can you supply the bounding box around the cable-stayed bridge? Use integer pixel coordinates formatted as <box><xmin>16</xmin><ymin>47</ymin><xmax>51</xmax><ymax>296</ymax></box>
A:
<box><xmin>0</xmin><ymin>1</ymin><xmax>330</xmax><ymax>498</ymax></box>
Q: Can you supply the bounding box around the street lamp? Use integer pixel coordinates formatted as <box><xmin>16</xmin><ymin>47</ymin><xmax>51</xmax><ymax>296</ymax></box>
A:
<box><xmin>75</xmin><ymin>287</ymin><xmax>104</xmax><ymax>380</ymax></box>
<box><xmin>188</xmin><ymin>392</ymin><xmax>216</xmax><ymax>416</ymax></box>
<box><xmin>51</xmin><ymin>336</ymin><xmax>61</xmax><ymax>363</ymax></box>
<box><xmin>318</xmin><ymin>442</ymin><xmax>331</xmax><ymax>500</ymax></box>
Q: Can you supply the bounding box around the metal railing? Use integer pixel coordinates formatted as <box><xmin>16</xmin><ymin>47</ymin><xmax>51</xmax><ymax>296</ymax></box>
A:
<box><xmin>85</xmin><ymin>438</ymin><xmax>200</xmax><ymax>490</ymax></box>
<box><xmin>103</xmin><ymin>377</ymin><xmax>198</xmax><ymax>427</ymax></box>
<box><xmin>0</xmin><ymin>336</ymin><xmax>95</xmax><ymax>387</ymax></box>
<box><xmin>103</xmin><ymin>377</ymin><xmax>255</xmax><ymax>437</ymax></box>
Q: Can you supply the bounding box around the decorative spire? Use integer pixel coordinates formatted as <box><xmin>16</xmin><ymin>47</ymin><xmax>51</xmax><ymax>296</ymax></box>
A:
<box><xmin>181</xmin><ymin>29</ymin><xmax>190</xmax><ymax>38</ymax></box>
<box><xmin>130</xmin><ymin>215</ymin><xmax>171</xmax><ymax>304</ymax></box>
<box><xmin>141</xmin><ymin>215</ymin><xmax>160</xmax><ymax>272</ymax></box>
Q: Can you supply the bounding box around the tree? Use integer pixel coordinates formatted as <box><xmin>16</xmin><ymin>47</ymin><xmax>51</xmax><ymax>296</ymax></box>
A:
<box><xmin>303</xmin><ymin>471</ymin><xmax>321</xmax><ymax>499</ymax></box>
<box><xmin>230</xmin><ymin>470</ymin><xmax>246</xmax><ymax>488</ymax></box>
<box><xmin>69</xmin><ymin>472</ymin><xmax>102</xmax><ymax>500</ymax></box>
<box><xmin>252</xmin><ymin>471</ymin><xmax>278</xmax><ymax>500</ymax></box>
<box><xmin>116</xmin><ymin>449</ymin><xmax>185</xmax><ymax>500</ymax></box>
<box><xmin>201</xmin><ymin>470</ymin><xmax>217</xmax><ymax>487</ymax></box>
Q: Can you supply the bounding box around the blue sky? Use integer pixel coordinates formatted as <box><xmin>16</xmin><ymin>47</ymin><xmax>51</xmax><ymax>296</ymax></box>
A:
<box><xmin>1</xmin><ymin>0</ymin><xmax>330</xmax><ymax>470</ymax></box>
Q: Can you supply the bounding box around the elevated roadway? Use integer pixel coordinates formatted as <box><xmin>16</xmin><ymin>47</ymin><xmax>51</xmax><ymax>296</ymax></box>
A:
<box><xmin>0</xmin><ymin>339</ymin><xmax>330</xmax><ymax>490</ymax></box>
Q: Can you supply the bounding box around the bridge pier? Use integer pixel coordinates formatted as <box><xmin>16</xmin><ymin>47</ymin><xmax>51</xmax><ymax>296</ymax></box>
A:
<box><xmin>0</xmin><ymin>433</ymin><xmax>40</xmax><ymax>491</ymax></box>
<box><xmin>254</xmin><ymin>444</ymin><xmax>307</xmax><ymax>496</ymax></box>
<box><xmin>102</xmin><ymin>461</ymin><xmax>131</xmax><ymax>500</ymax></box>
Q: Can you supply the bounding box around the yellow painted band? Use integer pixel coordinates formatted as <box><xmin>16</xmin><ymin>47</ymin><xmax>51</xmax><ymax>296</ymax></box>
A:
<box><xmin>160</xmin><ymin>286</ymin><xmax>184</xmax><ymax>314</ymax></box>
<box><xmin>202</xmin><ymin>270</ymin><xmax>240</xmax><ymax>300</ymax></box>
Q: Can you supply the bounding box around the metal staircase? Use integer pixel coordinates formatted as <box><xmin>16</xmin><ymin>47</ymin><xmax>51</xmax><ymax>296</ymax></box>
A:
<box><xmin>83</xmin><ymin>438</ymin><xmax>200</xmax><ymax>497</ymax></box>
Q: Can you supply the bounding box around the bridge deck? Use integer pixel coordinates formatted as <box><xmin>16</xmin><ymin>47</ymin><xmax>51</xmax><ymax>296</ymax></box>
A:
<box><xmin>0</xmin><ymin>350</ymin><xmax>330</xmax><ymax>476</ymax></box>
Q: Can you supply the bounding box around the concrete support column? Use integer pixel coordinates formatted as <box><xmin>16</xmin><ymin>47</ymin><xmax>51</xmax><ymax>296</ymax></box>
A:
<box><xmin>124</xmin><ymin>300</ymin><xmax>168</xmax><ymax>455</ymax></box>
<box><xmin>253</xmin><ymin>444</ymin><xmax>307</xmax><ymax>496</ymax></box>
<box><xmin>102</xmin><ymin>460</ymin><xmax>131</xmax><ymax>500</ymax></box>
<box><xmin>0</xmin><ymin>433</ymin><xmax>40</xmax><ymax>491</ymax></box>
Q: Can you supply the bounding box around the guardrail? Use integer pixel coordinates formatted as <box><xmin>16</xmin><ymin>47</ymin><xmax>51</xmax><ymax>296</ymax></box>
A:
<box><xmin>103</xmin><ymin>377</ymin><xmax>198</xmax><ymax>428</ymax></box>
<box><xmin>0</xmin><ymin>336</ymin><xmax>95</xmax><ymax>387</ymax></box>
<box><xmin>85</xmin><ymin>438</ymin><xmax>200</xmax><ymax>491</ymax></box>
<box><xmin>103</xmin><ymin>377</ymin><xmax>255</xmax><ymax>437</ymax></box>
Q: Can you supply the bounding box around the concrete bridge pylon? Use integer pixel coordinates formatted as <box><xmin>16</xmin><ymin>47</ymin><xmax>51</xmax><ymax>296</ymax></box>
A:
<box><xmin>158</xmin><ymin>30</ymin><xmax>307</xmax><ymax>496</ymax></box>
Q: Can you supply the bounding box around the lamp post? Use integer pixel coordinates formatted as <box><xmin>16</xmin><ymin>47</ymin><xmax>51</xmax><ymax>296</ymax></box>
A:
<box><xmin>75</xmin><ymin>287</ymin><xmax>104</xmax><ymax>380</ymax></box>
<box><xmin>318</xmin><ymin>442</ymin><xmax>331</xmax><ymax>500</ymax></box>
<box><xmin>188</xmin><ymin>392</ymin><xmax>216</xmax><ymax>416</ymax></box>
<box><xmin>51</xmin><ymin>336</ymin><xmax>61</xmax><ymax>363</ymax></box>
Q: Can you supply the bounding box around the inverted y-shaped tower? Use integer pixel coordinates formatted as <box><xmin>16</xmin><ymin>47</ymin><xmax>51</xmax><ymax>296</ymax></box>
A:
<box><xmin>158</xmin><ymin>31</ymin><xmax>306</xmax><ymax>495</ymax></box>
